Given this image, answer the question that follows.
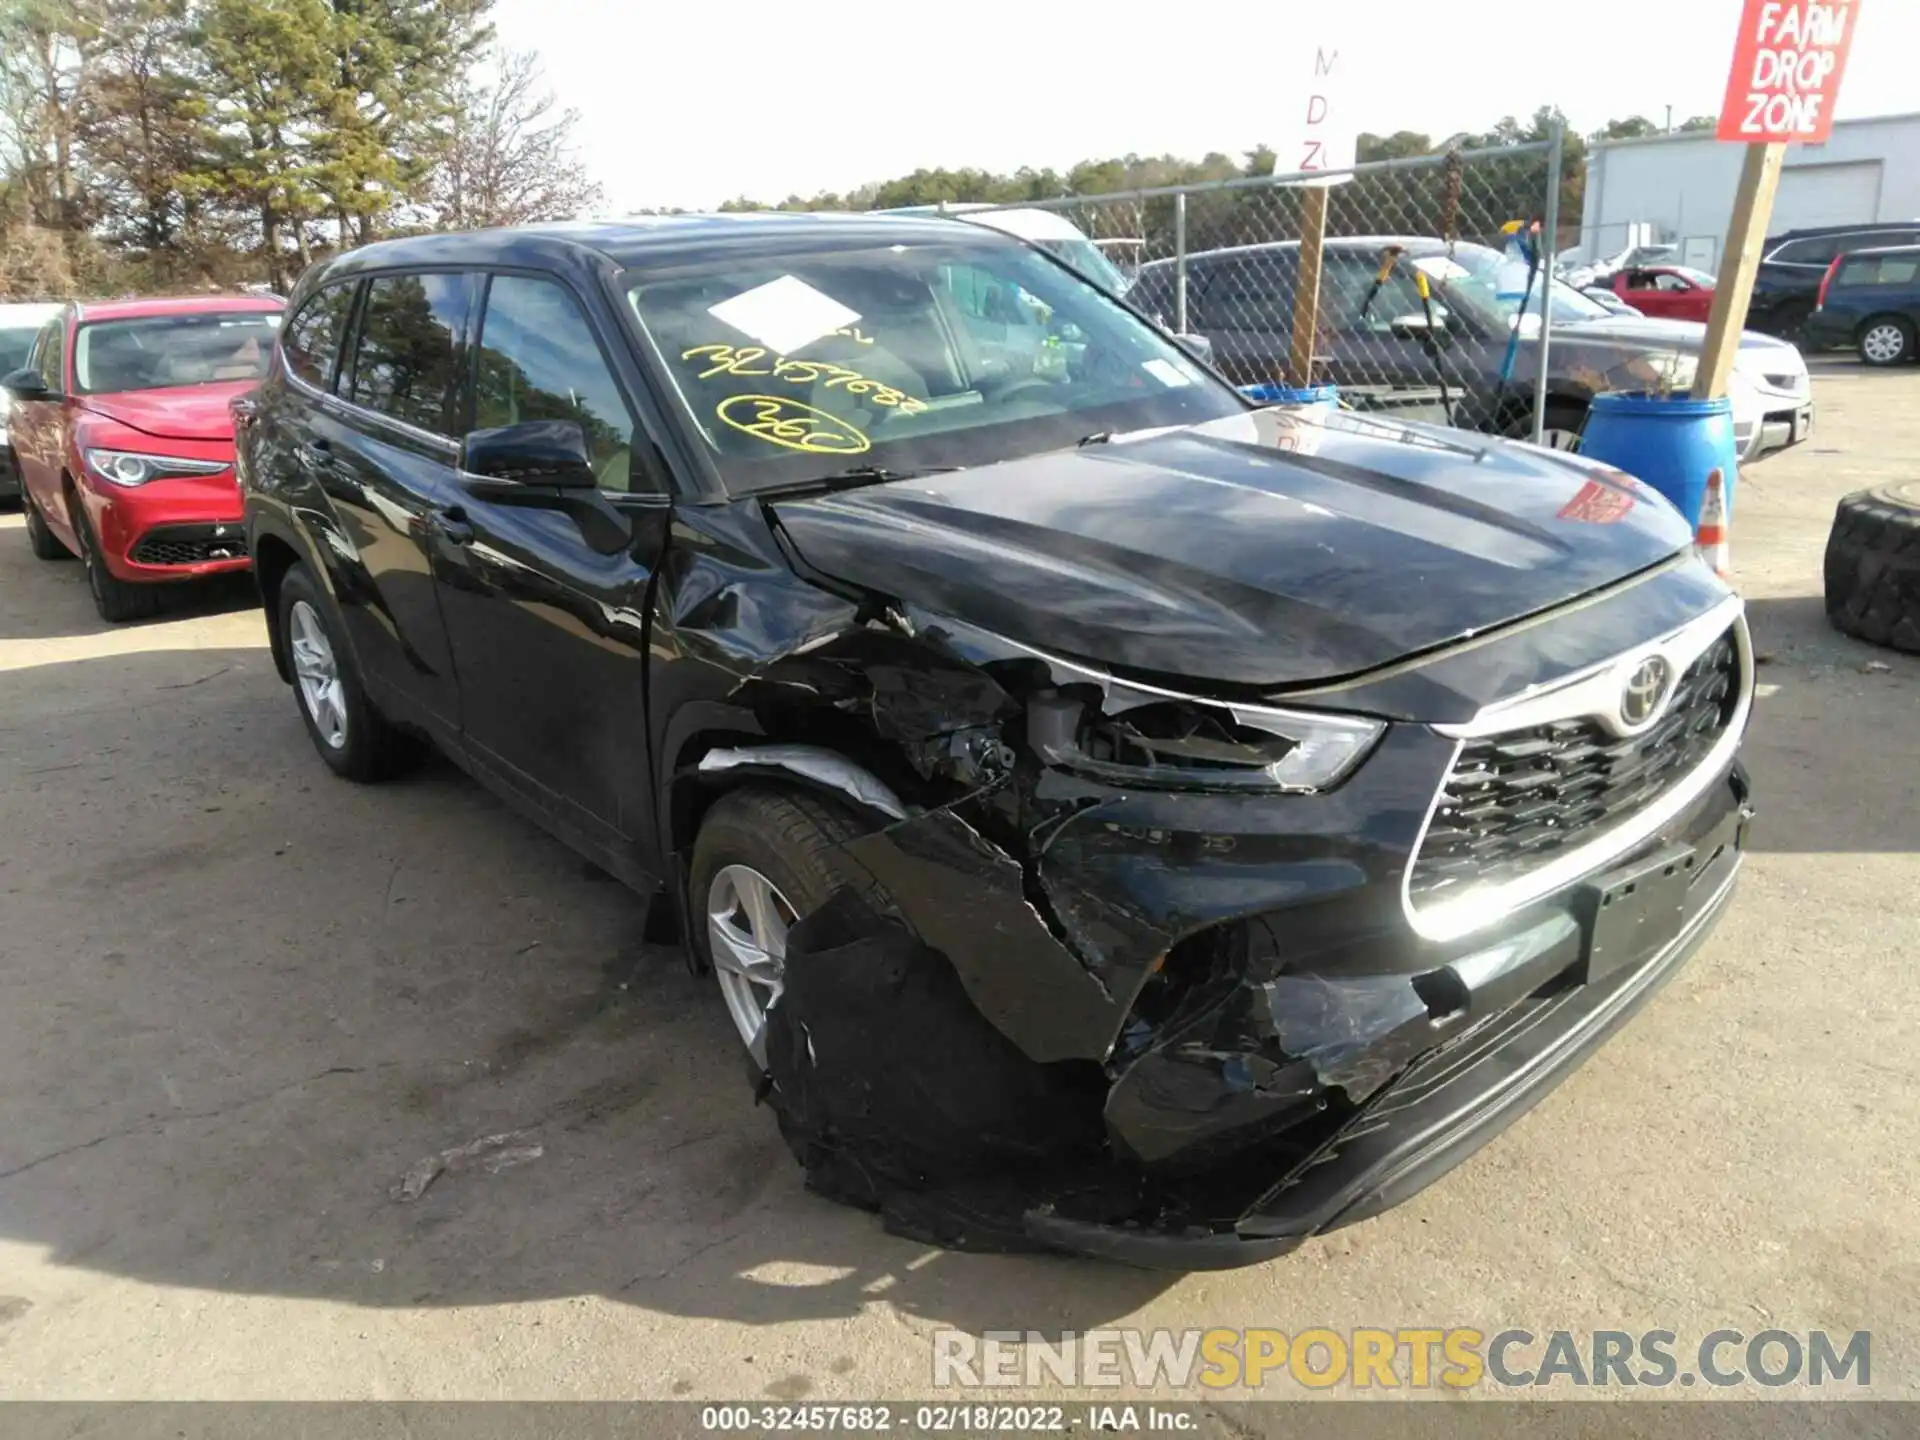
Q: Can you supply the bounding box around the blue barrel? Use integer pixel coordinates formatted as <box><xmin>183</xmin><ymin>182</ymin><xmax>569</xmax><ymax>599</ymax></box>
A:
<box><xmin>1242</xmin><ymin>382</ymin><xmax>1340</xmax><ymax>414</ymax></box>
<box><xmin>1577</xmin><ymin>392</ymin><xmax>1738</xmax><ymax>530</ymax></box>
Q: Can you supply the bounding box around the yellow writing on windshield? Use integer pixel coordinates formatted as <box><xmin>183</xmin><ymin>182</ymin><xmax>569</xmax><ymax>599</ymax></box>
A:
<box><xmin>682</xmin><ymin>344</ymin><xmax>927</xmax><ymax>415</ymax></box>
<box><xmin>717</xmin><ymin>394</ymin><xmax>872</xmax><ymax>456</ymax></box>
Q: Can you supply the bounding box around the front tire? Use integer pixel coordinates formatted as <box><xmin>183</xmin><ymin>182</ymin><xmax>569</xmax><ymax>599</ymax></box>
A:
<box><xmin>1858</xmin><ymin>316</ymin><xmax>1913</xmax><ymax>367</ymax></box>
<box><xmin>68</xmin><ymin>494</ymin><xmax>162</xmax><ymax>621</ymax></box>
<box><xmin>23</xmin><ymin>487</ymin><xmax>71</xmax><ymax>561</ymax></box>
<box><xmin>276</xmin><ymin>562</ymin><xmax>427</xmax><ymax>781</ymax></box>
<box><xmin>1508</xmin><ymin>399</ymin><xmax>1588</xmax><ymax>452</ymax></box>
<box><xmin>688</xmin><ymin>787</ymin><xmax>888</xmax><ymax>1066</ymax></box>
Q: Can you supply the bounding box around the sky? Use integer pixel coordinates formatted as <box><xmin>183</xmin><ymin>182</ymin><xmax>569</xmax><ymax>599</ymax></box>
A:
<box><xmin>493</xmin><ymin>0</ymin><xmax>1919</xmax><ymax>215</ymax></box>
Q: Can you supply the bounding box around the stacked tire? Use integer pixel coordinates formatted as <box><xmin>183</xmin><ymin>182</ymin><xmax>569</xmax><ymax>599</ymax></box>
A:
<box><xmin>1824</xmin><ymin>480</ymin><xmax>1920</xmax><ymax>654</ymax></box>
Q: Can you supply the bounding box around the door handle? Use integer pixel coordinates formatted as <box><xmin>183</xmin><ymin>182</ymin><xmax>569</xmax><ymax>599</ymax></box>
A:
<box><xmin>432</xmin><ymin>506</ymin><xmax>475</xmax><ymax>545</ymax></box>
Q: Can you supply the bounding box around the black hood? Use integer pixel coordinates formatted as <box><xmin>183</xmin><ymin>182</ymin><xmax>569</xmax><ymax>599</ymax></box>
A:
<box><xmin>768</xmin><ymin>409</ymin><xmax>1695</xmax><ymax>690</ymax></box>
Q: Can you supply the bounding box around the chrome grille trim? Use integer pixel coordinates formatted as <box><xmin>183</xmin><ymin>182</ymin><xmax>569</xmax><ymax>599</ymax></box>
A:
<box><xmin>1403</xmin><ymin>596</ymin><xmax>1752</xmax><ymax>945</ymax></box>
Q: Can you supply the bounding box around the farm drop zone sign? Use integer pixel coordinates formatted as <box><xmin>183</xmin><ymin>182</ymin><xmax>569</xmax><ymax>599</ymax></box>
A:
<box><xmin>1716</xmin><ymin>0</ymin><xmax>1860</xmax><ymax>143</ymax></box>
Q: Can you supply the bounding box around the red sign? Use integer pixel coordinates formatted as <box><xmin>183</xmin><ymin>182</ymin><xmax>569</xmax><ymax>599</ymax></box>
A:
<box><xmin>1717</xmin><ymin>0</ymin><xmax>1860</xmax><ymax>144</ymax></box>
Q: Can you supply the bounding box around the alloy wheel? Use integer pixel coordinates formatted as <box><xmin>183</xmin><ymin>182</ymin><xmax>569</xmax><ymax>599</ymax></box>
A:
<box><xmin>706</xmin><ymin>862</ymin><xmax>797</xmax><ymax>1065</ymax></box>
<box><xmin>288</xmin><ymin>599</ymin><xmax>348</xmax><ymax>750</ymax></box>
<box><xmin>1862</xmin><ymin>323</ymin><xmax>1907</xmax><ymax>365</ymax></box>
<box><xmin>1540</xmin><ymin>428</ymin><xmax>1582</xmax><ymax>452</ymax></box>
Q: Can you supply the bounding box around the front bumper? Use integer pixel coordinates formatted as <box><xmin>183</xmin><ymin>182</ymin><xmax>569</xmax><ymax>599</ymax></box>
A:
<box><xmin>1026</xmin><ymin>764</ymin><xmax>1751</xmax><ymax>1268</ymax></box>
<box><xmin>83</xmin><ymin>470</ymin><xmax>249</xmax><ymax>582</ymax></box>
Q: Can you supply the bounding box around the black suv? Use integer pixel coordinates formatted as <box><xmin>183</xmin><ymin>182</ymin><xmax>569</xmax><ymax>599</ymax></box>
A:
<box><xmin>237</xmin><ymin>215</ymin><xmax>1754</xmax><ymax>1267</ymax></box>
<box><xmin>1804</xmin><ymin>244</ymin><xmax>1920</xmax><ymax>365</ymax></box>
<box><xmin>1748</xmin><ymin>222</ymin><xmax>1920</xmax><ymax>342</ymax></box>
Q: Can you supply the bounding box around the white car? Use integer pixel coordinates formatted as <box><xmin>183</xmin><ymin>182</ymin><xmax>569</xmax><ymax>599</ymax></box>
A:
<box><xmin>0</xmin><ymin>300</ymin><xmax>63</xmax><ymax>498</ymax></box>
<box><xmin>874</xmin><ymin>204</ymin><xmax>1134</xmax><ymax>296</ymax></box>
<box><xmin>1730</xmin><ymin>331</ymin><xmax>1815</xmax><ymax>462</ymax></box>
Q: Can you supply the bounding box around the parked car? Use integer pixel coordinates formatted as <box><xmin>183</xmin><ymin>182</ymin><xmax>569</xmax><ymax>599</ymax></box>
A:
<box><xmin>0</xmin><ymin>300</ymin><xmax>63</xmax><ymax>499</ymax></box>
<box><xmin>1606</xmin><ymin>264</ymin><xmax>1718</xmax><ymax>323</ymax></box>
<box><xmin>238</xmin><ymin>215</ymin><xmax>1754</xmax><ymax>1267</ymax></box>
<box><xmin>1129</xmin><ymin>237</ymin><xmax>1812</xmax><ymax>459</ymax></box>
<box><xmin>2</xmin><ymin>295</ymin><xmax>283</xmax><ymax>620</ymax></box>
<box><xmin>1562</xmin><ymin>243</ymin><xmax>1678</xmax><ymax>291</ymax></box>
<box><xmin>876</xmin><ymin>203</ymin><xmax>1134</xmax><ymax>295</ymax></box>
<box><xmin>1748</xmin><ymin>221</ymin><xmax>1920</xmax><ymax>343</ymax></box>
<box><xmin>1581</xmin><ymin>285</ymin><xmax>1644</xmax><ymax>317</ymax></box>
<box><xmin>1803</xmin><ymin>243</ymin><xmax>1920</xmax><ymax>366</ymax></box>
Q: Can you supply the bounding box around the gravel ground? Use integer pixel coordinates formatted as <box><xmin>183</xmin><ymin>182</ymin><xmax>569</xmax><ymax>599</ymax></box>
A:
<box><xmin>0</xmin><ymin>362</ymin><xmax>1913</xmax><ymax>1409</ymax></box>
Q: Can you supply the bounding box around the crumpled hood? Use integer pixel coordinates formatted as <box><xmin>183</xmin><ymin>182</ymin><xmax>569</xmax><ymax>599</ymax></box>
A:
<box><xmin>77</xmin><ymin>381</ymin><xmax>255</xmax><ymax>441</ymax></box>
<box><xmin>769</xmin><ymin>408</ymin><xmax>1695</xmax><ymax>690</ymax></box>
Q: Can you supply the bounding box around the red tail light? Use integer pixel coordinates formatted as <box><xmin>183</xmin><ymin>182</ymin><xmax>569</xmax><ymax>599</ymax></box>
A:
<box><xmin>1817</xmin><ymin>254</ymin><xmax>1843</xmax><ymax>308</ymax></box>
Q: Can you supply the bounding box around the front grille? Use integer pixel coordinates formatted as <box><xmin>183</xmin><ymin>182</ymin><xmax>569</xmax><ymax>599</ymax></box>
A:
<box><xmin>130</xmin><ymin>525</ymin><xmax>249</xmax><ymax>567</ymax></box>
<box><xmin>1409</xmin><ymin>630</ymin><xmax>1740</xmax><ymax>902</ymax></box>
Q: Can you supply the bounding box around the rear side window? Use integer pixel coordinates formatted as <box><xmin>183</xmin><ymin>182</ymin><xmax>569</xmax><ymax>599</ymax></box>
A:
<box><xmin>282</xmin><ymin>281</ymin><xmax>357</xmax><ymax>389</ymax></box>
<box><xmin>473</xmin><ymin>274</ymin><xmax>636</xmax><ymax>491</ymax></box>
<box><xmin>32</xmin><ymin>317</ymin><xmax>66</xmax><ymax>390</ymax></box>
<box><xmin>347</xmin><ymin>272</ymin><xmax>473</xmax><ymax>435</ymax></box>
<box><xmin>1836</xmin><ymin>255</ymin><xmax>1920</xmax><ymax>288</ymax></box>
<box><xmin>1200</xmin><ymin>253</ymin><xmax>1297</xmax><ymax>328</ymax></box>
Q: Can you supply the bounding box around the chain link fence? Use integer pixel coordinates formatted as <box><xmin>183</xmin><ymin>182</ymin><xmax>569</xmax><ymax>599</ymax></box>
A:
<box><xmin>963</xmin><ymin>137</ymin><xmax>1570</xmax><ymax>442</ymax></box>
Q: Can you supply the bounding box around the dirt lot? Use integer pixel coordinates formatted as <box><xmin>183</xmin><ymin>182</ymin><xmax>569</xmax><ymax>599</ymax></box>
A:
<box><xmin>0</xmin><ymin>364</ymin><xmax>1915</xmax><ymax>1406</ymax></box>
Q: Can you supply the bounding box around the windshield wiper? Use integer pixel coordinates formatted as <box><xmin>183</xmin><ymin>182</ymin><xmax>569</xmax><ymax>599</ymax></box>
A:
<box><xmin>753</xmin><ymin>463</ymin><xmax>962</xmax><ymax>501</ymax></box>
<box><xmin>1077</xmin><ymin>431</ymin><xmax>1113</xmax><ymax>446</ymax></box>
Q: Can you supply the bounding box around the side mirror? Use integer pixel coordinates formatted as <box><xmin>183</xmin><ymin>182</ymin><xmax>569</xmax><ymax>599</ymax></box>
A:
<box><xmin>461</xmin><ymin>420</ymin><xmax>598</xmax><ymax>490</ymax></box>
<box><xmin>1</xmin><ymin>367</ymin><xmax>52</xmax><ymax>399</ymax></box>
<box><xmin>1174</xmin><ymin>332</ymin><xmax>1215</xmax><ymax>365</ymax></box>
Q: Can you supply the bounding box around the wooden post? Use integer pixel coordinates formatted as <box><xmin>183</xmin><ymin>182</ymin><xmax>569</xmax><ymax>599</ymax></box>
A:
<box><xmin>1691</xmin><ymin>141</ymin><xmax>1786</xmax><ymax>400</ymax></box>
<box><xmin>1290</xmin><ymin>184</ymin><xmax>1329</xmax><ymax>386</ymax></box>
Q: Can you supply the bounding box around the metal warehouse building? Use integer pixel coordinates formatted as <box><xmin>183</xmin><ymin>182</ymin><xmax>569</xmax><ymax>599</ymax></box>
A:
<box><xmin>1579</xmin><ymin>112</ymin><xmax>1920</xmax><ymax>271</ymax></box>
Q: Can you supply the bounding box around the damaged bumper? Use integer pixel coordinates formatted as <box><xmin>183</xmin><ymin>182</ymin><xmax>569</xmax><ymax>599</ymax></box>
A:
<box><xmin>1027</xmin><ymin>769</ymin><xmax>1748</xmax><ymax>1267</ymax></box>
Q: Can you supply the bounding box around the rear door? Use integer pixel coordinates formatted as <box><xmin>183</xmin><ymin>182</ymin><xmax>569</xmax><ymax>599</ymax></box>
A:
<box><xmin>318</xmin><ymin>270</ymin><xmax>475</xmax><ymax>731</ymax></box>
<box><xmin>1192</xmin><ymin>249</ymin><xmax>1298</xmax><ymax>387</ymax></box>
<box><xmin>430</xmin><ymin>269</ymin><xmax>666</xmax><ymax>871</ymax></box>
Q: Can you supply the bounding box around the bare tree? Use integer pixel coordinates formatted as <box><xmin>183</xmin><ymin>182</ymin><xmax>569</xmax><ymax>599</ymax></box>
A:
<box><xmin>429</xmin><ymin>49</ymin><xmax>600</xmax><ymax>231</ymax></box>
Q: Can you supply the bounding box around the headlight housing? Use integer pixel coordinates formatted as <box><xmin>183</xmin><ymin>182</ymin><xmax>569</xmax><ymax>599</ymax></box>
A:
<box><xmin>1028</xmin><ymin>692</ymin><xmax>1384</xmax><ymax>794</ymax></box>
<box><xmin>83</xmin><ymin>448</ymin><xmax>230</xmax><ymax>487</ymax></box>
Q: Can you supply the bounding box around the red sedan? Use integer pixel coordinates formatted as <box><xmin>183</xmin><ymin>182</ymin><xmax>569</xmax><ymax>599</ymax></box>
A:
<box><xmin>3</xmin><ymin>295</ymin><xmax>282</xmax><ymax>621</ymax></box>
<box><xmin>1608</xmin><ymin>264</ymin><xmax>1719</xmax><ymax>323</ymax></box>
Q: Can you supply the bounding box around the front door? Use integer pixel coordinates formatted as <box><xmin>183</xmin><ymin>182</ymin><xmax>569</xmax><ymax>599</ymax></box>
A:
<box><xmin>430</xmin><ymin>270</ymin><xmax>665</xmax><ymax>874</ymax></box>
<box><xmin>317</xmin><ymin>271</ymin><xmax>475</xmax><ymax>732</ymax></box>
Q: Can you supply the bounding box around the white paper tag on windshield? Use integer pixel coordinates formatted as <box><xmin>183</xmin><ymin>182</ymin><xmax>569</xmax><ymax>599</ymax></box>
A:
<box><xmin>707</xmin><ymin>275</ymin><xmax>862</xmax><ymax>356</ymax></box>
<box><xmin>1142</xmin><ymin>359</ymin><xmax>1192</xmax><ymax>388</ymax></box>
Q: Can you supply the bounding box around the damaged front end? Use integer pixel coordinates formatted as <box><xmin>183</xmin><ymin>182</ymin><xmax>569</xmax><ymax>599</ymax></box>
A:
<box><xmin>695</xmin><ymin>579</ymin><xmax>1752</xmax><ymax>1267</ymax></box>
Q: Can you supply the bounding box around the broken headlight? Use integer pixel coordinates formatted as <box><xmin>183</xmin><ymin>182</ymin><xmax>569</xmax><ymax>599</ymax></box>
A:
<box><xmin>1027</xmin><ymin>692</ymin><xmax>1383</xmax><ymax>794</ymax></box>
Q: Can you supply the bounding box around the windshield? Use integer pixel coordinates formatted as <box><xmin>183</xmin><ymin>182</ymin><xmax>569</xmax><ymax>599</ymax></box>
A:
<box><xmin>626</xmin><ymin>236</ymin><xmax>1238</xmax><ymax>494</ymax></box>
<box><xmin>1414</xmin><ymin>244</ymin><xmax>1614</xmax><ymax>332</ymax></box>
<box><xmin>1032</xmin><ymin>237</ymin><xmax>1132</xmax><ymax>295</ymax></box>
<box><xmin>73</xmin><ymin>311</ymin><xmax>280</xmax><ymax>395</ymax></box>
<box><xmin>0</xmin><ymin>326</ymin><xmax>40</xmax><ymax>374</ymax></box>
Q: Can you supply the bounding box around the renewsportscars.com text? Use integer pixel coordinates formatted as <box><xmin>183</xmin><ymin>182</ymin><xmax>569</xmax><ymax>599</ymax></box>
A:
<box><xmin>931</xmin><ymin>1328</ymin><xmax>1871</xmax><ymax>1391</ymax></box>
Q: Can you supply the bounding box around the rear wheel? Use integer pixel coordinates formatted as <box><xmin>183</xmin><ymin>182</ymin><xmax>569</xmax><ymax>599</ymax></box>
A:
<box><xmin>1858</xmin><ymin>316</ymin><xmax>1913</xmax><ymax>367</ymax></box>
<box><xmin>1508</xmin><ymin>399</ymin><xmax>1588</xmax><ymax>453</ymax></box>
<box><xmin>68</xmin><ymin>494</ymin><xmax>163</xmax><ymax>621</ymax></box>
<box><xmin>22</xmin><ymin>486</ymin><xmax>70</xmax><ymax>561</ymax></box>
<box><xmin>276</xmin><ymin>562</ymin><xmax>427</xmax><ymax>781</ymax></box>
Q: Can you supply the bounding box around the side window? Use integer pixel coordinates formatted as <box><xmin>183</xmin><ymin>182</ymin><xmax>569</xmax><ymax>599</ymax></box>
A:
<box><xmin>1320</xmin><ymin>255</ymin><xmax>1428</xmax><ymax>331</ymax></box>
<box><xmin>33</xmin><ymin>319</ymin><xmax>66</xmax><ymax>390</ymax></box>
<box><xmin>473</xmin><ymin>274</ymin><xmax>637</xmax><ymax>492</ymax></box>
<box><xmin>347</xmin><ymin>272</ymin><xmax>472</xmax><ymax>434</ymax></box>
<box><xmin>1204</xmin><ymin>254</ymin><xmax>1296</xmax><ymax>329</ymax></box>
<box><xmin>1654</xmin><ymin>273</ymin><xmax>1692</xmax><ymax>292</ymax></box>
<box><xmin>282</xmin><ymin>280</ymin><xmax>357</xmax><ymax>390</ymax></box>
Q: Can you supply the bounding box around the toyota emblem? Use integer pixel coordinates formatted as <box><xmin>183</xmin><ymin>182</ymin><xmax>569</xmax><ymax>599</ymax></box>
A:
<box><xmin>1619</xmin><ymin>656</ymin><xmax>1673</xmax><ymax>728</ymax></box>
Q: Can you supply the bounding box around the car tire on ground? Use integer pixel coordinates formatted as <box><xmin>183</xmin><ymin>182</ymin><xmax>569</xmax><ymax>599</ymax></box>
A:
<box><xmin>276</xmin><ymin>562</ymin><xmax>428</xmax><ymax>781</ymax></box>
<box><xmin>1508</xmin><ymin>399</ymin><xmax>1588</xmax><ymax>453</ymax></box>
<box><xmin>688</xmin><ymin>786</ymin><xmax>891</xmax><ymax>1066</ymax></box>
<box><xmin>22</xmin><ymin>487</ymin><xmax>71</xmax><ymax>561</ymax></box>
<box><xmin>1857</xmin><ymin>316</ymin><xmax>1914</xmax><ymax>367</ymax></box>
<box><xmin>1773</xmin><ymin>298</ymin><xmax>1814</xmax><ymax>346</ymax></box>
<box><xmin>1824</xmin><ymin>481</ymin><xmax>1920</xmax><ymax>654</ymax></box>
<box><xmin>67</xmin><ymin>492</ymin><xmax>163</xmax><ymax>622</ymax></box>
